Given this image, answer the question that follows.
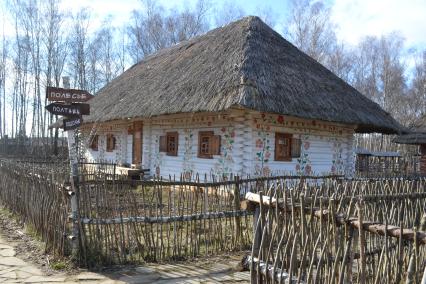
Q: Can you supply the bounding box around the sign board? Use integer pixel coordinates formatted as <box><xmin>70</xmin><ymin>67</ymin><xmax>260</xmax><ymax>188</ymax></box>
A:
<box><xmin>63</xmin><ymin>117</ymin><xmax>82</xmax><ymax>131</ymax></box>
<box><xmin>46</xmin><ymin>103</ymin><xmax>84</xmax><ymax>117</ymax></box>
<box><xmin>76</xmin><ymin>103</ymin><xmax>90</xmax><ymax>115</ymax></box>
<box><xmin>46</xmin><ymin>86</ymin><xmax>93</xmax><ymax>103</ymax></box>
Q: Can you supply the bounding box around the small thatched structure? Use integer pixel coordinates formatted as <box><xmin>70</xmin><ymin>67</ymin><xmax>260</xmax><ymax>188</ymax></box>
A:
<box><xmin>86</xmin><ymin>16</ymin><xmax>402</xmax><ymax>134</ymax></box>
<box><xmin>393</xmin><ymin>115</ymin><xmax>426</xmax><ymax>175</ymax></box>
<box><xmin>393</xmin><ymin>115</ymin><xmax>426</xmax><ymax>145</ymax></box>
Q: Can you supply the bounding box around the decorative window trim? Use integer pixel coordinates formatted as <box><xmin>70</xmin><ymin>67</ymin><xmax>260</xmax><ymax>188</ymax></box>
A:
<box><xmin>275</xmin><ymin>133</ymin><xmax>301</xmax><ymax>161</ymax></box>
<box><xmin>90</xmin><ymin>135</ymin><xmax>99</xmax><ymax>151</ymax></box>
<box><xmin>159</xmin><ymin>132</ymin><xmax>179</xmax><ymax>156</ymax></box>
<box><xmin>198</xmin><ymin>131</ymin><xmax>220</xmax><ymax>159</ymax></box>
<box><xmin>106</xmin><ymin>134</ymin><xmax>116</xmax><ymax>152</ymax></box>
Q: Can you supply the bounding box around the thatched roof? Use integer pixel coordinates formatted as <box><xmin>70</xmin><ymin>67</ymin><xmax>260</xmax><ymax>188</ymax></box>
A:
<box><xmin>393</xmin><ymin>115</ymin><xmax>426</xmax><ymax>145</ymax></box>
<box><xmin>86</xmin><ymin>16</ymin><xmax>403</xmax><ymax>134</ymax></box>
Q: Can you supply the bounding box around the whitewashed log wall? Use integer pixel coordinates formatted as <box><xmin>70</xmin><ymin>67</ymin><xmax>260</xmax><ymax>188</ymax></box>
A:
<box><xmin>81</xmin><ymin>109</ymin><xmax>356</xmax><ymax>178</ymax></box>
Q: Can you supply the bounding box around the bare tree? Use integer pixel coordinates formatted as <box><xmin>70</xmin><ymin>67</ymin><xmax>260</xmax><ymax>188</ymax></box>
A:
<box><xmin>285</xmin><ymin>0</ymin><xmax>336</xmax><ymax>64</ymax></box>
<box><xmin>128</xmin><ymin>0</ymin><xmax>210</xmax><ymax>63</ymax></box>
<box><xmin>255</xmin><ymin>5</ymin><xmax>277</xmax><ymax>27</ymax></box>
<box><xmin>409</xmin><ymin>50</ymin><xmax>426</xmax><ymax>117</ymax></box>
<box><xmin>41</xmin><ymin>0</ymin><xmax>68</xmax><ymax>154</ymax></box>
<box><xmin>95</xmin><ymin>18</ymin><xmax>120</xmax><ymax>87</ymax></box>
<box><xmin>214</xmin><ymin>2</ymin><xmax>245</xmax><ymax>27</ymax></box>
<box><xmin>0</xmin><ymin>22</ymin><xmax>7</xmax><ymax>138</ymax></box>
<box><xmin>326</xmin><ymin>42</ymin><xmax>354</xmax><ymax>82</ymax></box>
<box><xmin>69</xmin><ymin>8</ymin><xmax>90</xmax><ymax>89</ymax></box>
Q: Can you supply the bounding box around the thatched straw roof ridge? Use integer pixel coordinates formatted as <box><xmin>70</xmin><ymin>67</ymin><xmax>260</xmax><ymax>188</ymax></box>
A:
<box><xmin>86</xmin><ymin>16</ymin><xmax>402</xmax><ymax>134</ymax></box>
<box><xmin>393</xmin><ymin>115</ymin><xmax>426</xmax><ymax>144</ymax></box>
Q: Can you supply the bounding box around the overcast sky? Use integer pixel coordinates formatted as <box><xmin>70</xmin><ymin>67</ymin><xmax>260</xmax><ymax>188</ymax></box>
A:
<box><xmin>55</xmin><ymin>0</ymin><xmax>426</xmax><ymax>51</ymax></box>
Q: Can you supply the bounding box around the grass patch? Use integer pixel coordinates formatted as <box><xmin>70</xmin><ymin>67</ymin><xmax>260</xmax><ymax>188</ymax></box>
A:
<box><xmin>24</xmin><ymin>223</ymin><xmax>42</xmax><ymax>242</ymax></box>
<box><xmin>50</xmin><ymin>260</ymin><xmax>68</xmax><ymax>270</ymax></box>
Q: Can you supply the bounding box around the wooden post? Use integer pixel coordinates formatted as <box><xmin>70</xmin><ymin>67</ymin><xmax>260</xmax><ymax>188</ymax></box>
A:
<box><xmin>63</xmin><ymin>77</ymin><xmax>80</xmax><ymax>258</ymax></box>
<box><xmin>406</xmin><ymin>209</ymin><xmax>426</xmax><ymax>284</ymax></box>
<box><xmin>234</xmin><ymin>176</ymin><xmax>241</xmax><ymax>248</ymax></box>
<box><xmin>250</xmin><ymin>204</ymin><xmax>262</xmax><ymax>283</ymax></box>
<box><xmin>67</xmin><ymin>128</ymin><xmax>80</xmax><ymax>257</ymax></box>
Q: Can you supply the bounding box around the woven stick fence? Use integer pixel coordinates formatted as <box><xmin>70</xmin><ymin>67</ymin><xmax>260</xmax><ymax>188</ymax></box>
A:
<box><xmin>0</xmin><ymin>159</ymin><xmax>70</xmax><ymax>255</ymax></box>
<box><xmin>242</xmin><ymin>178</ymin><xmax>426</xmax><ymax>284</ymax></box>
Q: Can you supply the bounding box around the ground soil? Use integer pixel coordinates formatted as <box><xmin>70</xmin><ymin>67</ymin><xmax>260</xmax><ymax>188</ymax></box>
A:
<box><xmin>0</xmin><ymin>207</ymin><xmax>78</xmax><ymax>275</ymax></box>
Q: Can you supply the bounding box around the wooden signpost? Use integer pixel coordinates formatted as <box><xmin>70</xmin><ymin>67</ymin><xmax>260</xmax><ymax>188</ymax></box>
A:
<box><xmin>46</xmin><ymin>86</ymin><xmax>93</xmax><ymax>103</ymax></box>
<box><xmin>46</xmin><ymin>83</ymin><xmax>92</xmax><ymax>257</ymax></box>
<box><xmin>63</xmin><ymin>117</ymin><xmax>83</xmax><ymax>131</ymax></box>
<box><xmin>45</xmin><ymin>103</ymin><xmax>89</xmax><ymax>117</ymax></box>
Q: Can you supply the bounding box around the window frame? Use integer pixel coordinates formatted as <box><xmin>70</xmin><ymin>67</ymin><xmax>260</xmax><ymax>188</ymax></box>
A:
<box><xmin>166</xmin><ymin>132</ymin><xmax>178</xmax><ymax>156</ymax></box>
<box><xmin>198</xmin><ymin>131</ymin><xmax>214</xmax><ymax>159</ymax></box>
<box><xmin>106</xmin><ymin>134</ymin><xmax>116</xmax><ymax>152</ymax></box>
<box><xmin>274</xmin><ymin>133</ymin><xmax>292</xmax><ymax>161</ymax></box>
<box><xmin>198</xmin><ymin>131</ymin><xmax>221</xmax><ymax>159</ymax></box>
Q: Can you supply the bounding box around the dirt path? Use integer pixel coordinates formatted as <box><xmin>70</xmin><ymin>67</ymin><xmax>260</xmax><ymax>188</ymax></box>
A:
<box><xmin>0</xmin><ymin>209</ymin><xmax>250</xmax><ymax>283</ymax></box>
<box><xmin>0</xmin><ymin>234</ymin><xmax>122</xmax><ymax>283</ymax></box>
<box><xmin>0</xmin><ymin>234</ymin><xmax>249</xmax><ymax>283</ymax></box>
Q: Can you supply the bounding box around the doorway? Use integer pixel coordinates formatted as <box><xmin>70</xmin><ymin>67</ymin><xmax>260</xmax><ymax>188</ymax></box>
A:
<box><xmin>132</xmin><ymin>121</ymin><xmax>143</xmax><ymax>166</ymax></box>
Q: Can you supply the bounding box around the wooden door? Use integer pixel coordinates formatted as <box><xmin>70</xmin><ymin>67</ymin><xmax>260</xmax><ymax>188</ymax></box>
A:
<box><xmin>132</xmin><ymin>122</ymin><xmax>143</xmax><ymax>166</ymax></box>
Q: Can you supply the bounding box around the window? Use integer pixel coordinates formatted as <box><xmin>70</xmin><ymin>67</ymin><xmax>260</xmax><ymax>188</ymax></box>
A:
<box><xmin>159</xmin><ymin>132</ymin><xmax>179</xmax><ymax>156</ymax></box>
<box><xmin>198</xmin><ymin>131</ymin><xmax>220</xmax><ymax>159</ymax></box>
<box><xmin>90</xmin><ymin>135</ymin><xmax>98</xmax><ymax>151</ymax></box>
<box><xmin>106</xmin><ymin>134</ymin><xmax>116</xmax><ymax>152</ymax></box>
<box><xmin>275</xmin><ymin>133</ymin><xmax>301</xmax><ymax>161</ymax></box>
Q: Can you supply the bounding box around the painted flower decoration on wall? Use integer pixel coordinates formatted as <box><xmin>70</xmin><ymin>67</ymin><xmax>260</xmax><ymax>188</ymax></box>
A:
<box><xmin>264</xmin><ymin>151</ymin><xmax>271</xmax><ymax>160</ymax></box>
<box><xmin>305</xmin><ymin>165</ymin><xmax>312</xmax><ymax>175</ymax></box>
<box><xmin>256</xmin><ymin>138</ymin><xmax>263</xmax><ymax>148</ymax></box>
<box><xmin>262</xmin><ymin>166</ymin><xmax>271</xmax><ymax>176</ymax></box>
<box><xmin>304</xmin><ymin>141</ymin><xmax>310</xmax><ymax>150</ymax></box>
<box><xmin>277</xmin><ymin>115</ymin><xmax>284</xmax><ymax>124</ymax></box>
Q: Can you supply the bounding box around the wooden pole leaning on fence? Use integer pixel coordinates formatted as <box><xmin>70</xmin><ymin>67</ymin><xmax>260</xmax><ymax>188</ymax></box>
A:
<box><xmin>66</xmin><ymin>128</ymin><xmax>80</xmax><ymax>257</ymax></box>
<box><xmin>242</xmin><ymin>192</ymin><xmax>426</xmax><ymax>245</ymax></box>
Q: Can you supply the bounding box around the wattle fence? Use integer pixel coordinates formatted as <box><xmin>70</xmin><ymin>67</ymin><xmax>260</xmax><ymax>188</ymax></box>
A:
<box><xmin>242</xmin><ymin>178</ymin><xmax>426</xmax><ymax>283</ymax></box>
<box><xmin>0</xmin><ymin>158</ymin><xmax>425</xmax><ymax>282</ymax></box>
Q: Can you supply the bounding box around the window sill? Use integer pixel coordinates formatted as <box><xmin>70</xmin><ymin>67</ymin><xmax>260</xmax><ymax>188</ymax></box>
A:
<box><xmin>198</xmin><ymin>155</ymin><xmax>214</xmax><ymax>159</ymax></box>
<box><xmin>275</xmin><ymin>158</ymin><xmax>293</xmax><ymax>162</ymax></box>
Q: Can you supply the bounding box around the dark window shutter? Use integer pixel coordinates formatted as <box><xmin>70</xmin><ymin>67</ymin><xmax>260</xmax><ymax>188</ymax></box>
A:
<box><xmin>159</xmin><ymin>135</ymin><xmax>167</xmax><ymax>152</ymax></box>
<box><xmin>106</xmin><ymin>134</ymin><xmax>115</xmax><ymax>152</ymax></box>
<box><xmin>198</xmin><ymin>131</ymin><xmax>215</xmax><ymax>159</ymax></box>
<box><xmin>291</xmin><ymin>138</ymin><xmax>301</xmax><ymax>158</ymax></box>
<box><xmin>212</xmin><ymin>135</ymin><xmax>221</xmax><ymax>155</ymax></box>
<box><xmin>166</xmin><ymin>132</ymin><xmax>178</xmax><ymax>156</ymax></box>
<box><xmin>275</xmin><ymin>133</ymin><xmax>292</xmax><ymax>161</ymax></box>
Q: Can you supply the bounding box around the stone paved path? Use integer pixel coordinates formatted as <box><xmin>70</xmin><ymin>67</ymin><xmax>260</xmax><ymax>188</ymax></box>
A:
<box><xmin>0</xmin><ymin>235</ymin><xmax>123</xmax><ymax>283</ymax></box>
<box><xmin>0</xmin><ymin>235</ymin><xmax>249</xmax><ymax>283</ymax></box>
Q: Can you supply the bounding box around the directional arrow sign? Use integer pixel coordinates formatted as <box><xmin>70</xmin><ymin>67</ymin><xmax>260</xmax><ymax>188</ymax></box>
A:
<box><xmin>63</xmin><ymin>117</ymin><xmax>82</xmax><ymax>131</ymax></box>
<box><xmin>46</xmin><ymin>103</ymin><xmax>82</xmax><ymax>117</ymax></box>
<box><xmin>46</xmin><ymin>86</ymin><xmax>93</xmax><ymax>103</ymax></box>
<box><xmin>76</xmin><ymin>103</ymin><xmax>90</xmax><ymax>115</ymax></box>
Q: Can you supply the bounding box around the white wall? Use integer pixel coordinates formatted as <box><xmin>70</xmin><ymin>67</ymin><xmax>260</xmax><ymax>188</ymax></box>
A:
<box><xmin>248</xmin><ymin>111</ymin><xmax>355</xmax><ymax>177</ymax></box>
<box><xmin>148</xmin><ymin>123</ymin><xmax>235</xmax><ymax>179</ymax></box>
<box><xmin>83</xmin><ymin>129</ymin><xmax>129</xmax><ymax>165</ymax></box>
<box><xmin>81</xmin><ymin>110</ymin><xmax>356</xmax><ymax>179</ymax></box>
